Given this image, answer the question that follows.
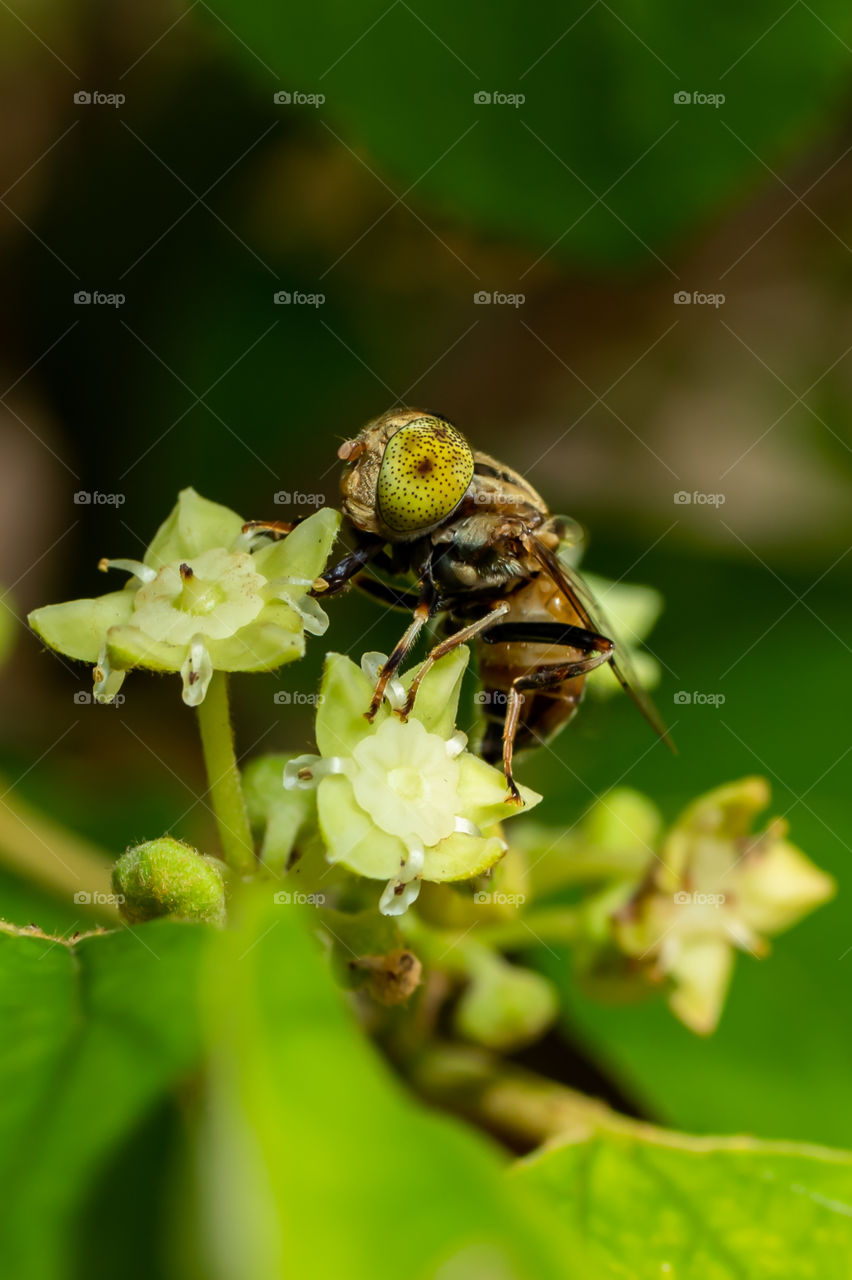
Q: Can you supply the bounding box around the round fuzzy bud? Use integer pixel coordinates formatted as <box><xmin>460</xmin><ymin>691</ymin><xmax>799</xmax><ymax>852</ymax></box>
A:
<box><xmin>112</xmin><ymin>837</ymin><xmax>227</xmax><ymax>926</ymax></box>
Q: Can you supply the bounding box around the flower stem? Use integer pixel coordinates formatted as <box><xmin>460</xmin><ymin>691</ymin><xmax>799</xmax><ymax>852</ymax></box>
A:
<box><xmin>196</xmin><ymin>671</ymin><xmax>255</xmax><ymax>876</ymax></box>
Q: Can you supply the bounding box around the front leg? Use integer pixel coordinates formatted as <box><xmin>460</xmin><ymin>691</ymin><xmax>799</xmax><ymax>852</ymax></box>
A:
<box><xmin>396</xmin><ymin>602</ymin><xmax>511</xmax><ymax>720</ymax></box>
<box><xmin>365</xmin><ymin>584</ymin><xmax>438</xmax><ymax>720</ymax></box>
<box><xmin>313</xmin><ymin>536</ymin><xmax>386</xmax><ymax>597</ymax></box>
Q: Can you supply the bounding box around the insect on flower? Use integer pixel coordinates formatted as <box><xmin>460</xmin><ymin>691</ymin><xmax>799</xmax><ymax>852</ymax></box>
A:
<box><xmin>246</xmin><ymin>409</ymin><xmax>673</xmax><ymax>800</ymax></box>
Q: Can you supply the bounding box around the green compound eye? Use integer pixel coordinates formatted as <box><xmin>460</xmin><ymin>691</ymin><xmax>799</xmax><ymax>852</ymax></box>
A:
<box><xmin>377</xmin><ymin>417</ymin><xmax>474</xmax><ymax>534</ymax></box>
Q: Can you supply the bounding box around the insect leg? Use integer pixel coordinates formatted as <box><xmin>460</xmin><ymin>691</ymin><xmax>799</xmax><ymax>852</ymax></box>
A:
<box><xmin>396</xmin><ymin>602</ymin><xmax>511</xmax><ymax>720</ymax></box>
<box><xmin>495</xmin><ymin>627</ymin><xmax>614</xmax><ymax>805</ymax></box>
<box><xmin>482</xmin><ymin>621</ymin><xmax>613</xmax><ymax>656</ymax></box>
<box><xmin>241</xmin><ymin>519</ymin><xmax>300</xmax><ymax>540</ymax></box>
<box><xmin>314</xmin><ymin>537</ymin><xmax>385</xmax><ymax>597</ymax></box>
<box><xmin>365</xmin><ymin>586</ymin><xmax>438</xmax><ymax>720</ymax></box>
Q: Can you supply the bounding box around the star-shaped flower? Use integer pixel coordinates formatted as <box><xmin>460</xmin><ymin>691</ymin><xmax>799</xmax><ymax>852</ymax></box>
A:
<box><xmin>614</xmin><ymin>777</ymin><xmax>835</xmax><ymax>1032</ymax></box>
<box><xmin>28</xmin><ymin>488</ymin><xmax>340</xmax><ymax>706</ymax></box>
<box><xmin>284</xmin><ymin>645</ymin><xmax>540</xmax><ymax>915</ymax></box>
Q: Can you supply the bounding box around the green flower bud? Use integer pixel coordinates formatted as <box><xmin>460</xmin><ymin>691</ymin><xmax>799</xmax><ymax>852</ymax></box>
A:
<box><xmin>112</xmin><ymin>838</ymin><xmax>227</xmax><ymax>926</ymax></box>
<box><xmin>454</xmin><ymin>950</ymin><xmax>558</xmax><ymax>1051</ymax></box>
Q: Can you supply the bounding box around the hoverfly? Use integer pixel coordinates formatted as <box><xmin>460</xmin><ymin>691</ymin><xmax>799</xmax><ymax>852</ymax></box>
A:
<box><xmin>246</xmin><ymin>408</ymin><xmax>672</xmax><ymax>801</ymax></box>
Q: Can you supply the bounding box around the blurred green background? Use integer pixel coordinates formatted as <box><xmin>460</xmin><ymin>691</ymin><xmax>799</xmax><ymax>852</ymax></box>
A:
<box><xmin>2</xmin><ymin>0</ymin><xmax>852</xmax><ymax>1158</ymax></box>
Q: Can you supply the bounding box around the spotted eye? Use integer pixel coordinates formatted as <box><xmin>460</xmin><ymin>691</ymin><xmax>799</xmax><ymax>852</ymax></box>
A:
<box><xmin>377</xmin><ymin>417</ymin><xmax>474</xmax><ymax>534</ymax></box>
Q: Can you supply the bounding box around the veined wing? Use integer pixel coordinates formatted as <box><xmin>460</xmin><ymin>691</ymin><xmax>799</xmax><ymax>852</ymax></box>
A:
<box><xmin>529</xmin><ymin>534</ymin><xmax>675</xmax><ymax>752</ymax></box>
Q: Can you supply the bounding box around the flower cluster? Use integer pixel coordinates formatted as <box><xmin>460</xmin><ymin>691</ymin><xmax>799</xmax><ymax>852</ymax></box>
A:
<box><xmin>28</xmin><ymin>489</ymin><xmax>339</xmax><ymax>706</ymax></box>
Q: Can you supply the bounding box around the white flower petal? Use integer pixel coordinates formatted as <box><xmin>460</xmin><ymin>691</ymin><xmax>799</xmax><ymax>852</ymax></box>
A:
<box><xmin>283</xmin><ymin>753</ymin><xmax>347</xmax><ymax>790</ymax></box>
<box><xmin>180</xmin><ymin>637</ymin><xmax>213</xmax><ymax>707</ymax></box>
<box><xmin>379</xmin><ymin>877</ymin><xmax>422</xmax><ymax>916</ymax></box>
<box><xmin>92</xmin><ymin>647</ymin><xmax>126</xmax><ymax>703</ymax></box>
<box><xmin>98</xmin><ymin>557</ymin><xmax>158</xmax><ymax>584</ymax></box>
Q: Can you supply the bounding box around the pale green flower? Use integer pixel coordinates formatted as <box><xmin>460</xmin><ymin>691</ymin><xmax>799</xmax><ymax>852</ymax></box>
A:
<box><xmin>615</xmin><ymin>778</ymin><xmax>834</xmax><ymax>1033</ymax></box>
<box><xmin>28</xmin><ymin>489</ymin><xmax>340</xmax><ymax>707</ymax></box>
<box><xmin>284</xmin><ymin>646</ymin><xmax>540</xmax><ymax>916</ymax></box>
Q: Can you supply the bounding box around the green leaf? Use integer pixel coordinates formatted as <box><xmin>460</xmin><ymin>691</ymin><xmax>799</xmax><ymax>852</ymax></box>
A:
<box><xmin>515</xmin><ymin>1125</ymin><xmax>852</xmax><ymax>1280</ymax></box>
<box><xmin>0</xmin><ymin>920</ymin><xmax>207</xmax><ymax>1280</ymax></box>
<box><xmin>205</xmin><ymin>1</ymin><xmax>852</xmax><ymax>266</ymax></box>
<box><xmin>199</xmin><ymin>889</ymin><xmax>575</xmax><ymax>1279</ymax></box>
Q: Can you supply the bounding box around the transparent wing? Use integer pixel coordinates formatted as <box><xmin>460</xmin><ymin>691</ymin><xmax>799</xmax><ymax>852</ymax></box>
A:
<box><xmin>530</xmin><ymin>535</ymin><xmax>675</xmax><ymax>752</ymax></box>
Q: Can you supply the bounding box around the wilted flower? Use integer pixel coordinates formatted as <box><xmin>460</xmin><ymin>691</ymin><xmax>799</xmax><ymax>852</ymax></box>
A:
<box><xmin>28</xmin><ymin>489</ymin><xmax>340</xmax><ymax>706</ymax></box>
<box><xmin>284</xmin><ymin>646</ymin><xmax>540</xmax><ymax>915</ymax></box>
<box><xmin>614</xmin><ymin>777</ymin><xmax>835</xmax><ymax>1033</ymax></box>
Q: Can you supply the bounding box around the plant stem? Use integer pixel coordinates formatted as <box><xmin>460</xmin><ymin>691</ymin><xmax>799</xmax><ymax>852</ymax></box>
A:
<box><xmin>0</xmin><ymin>786</ymin><xmax>117</xmax><ymax>918</ymax></box>
<box><xmin>410</xmin><ymin>1043</ymin><xmax>620</xmax><ymax>1148</ymax></box>
<box><xmin>196</xmin><ymin>671</ymin><xmax>255</xmax><ymax>876</ymax></box>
